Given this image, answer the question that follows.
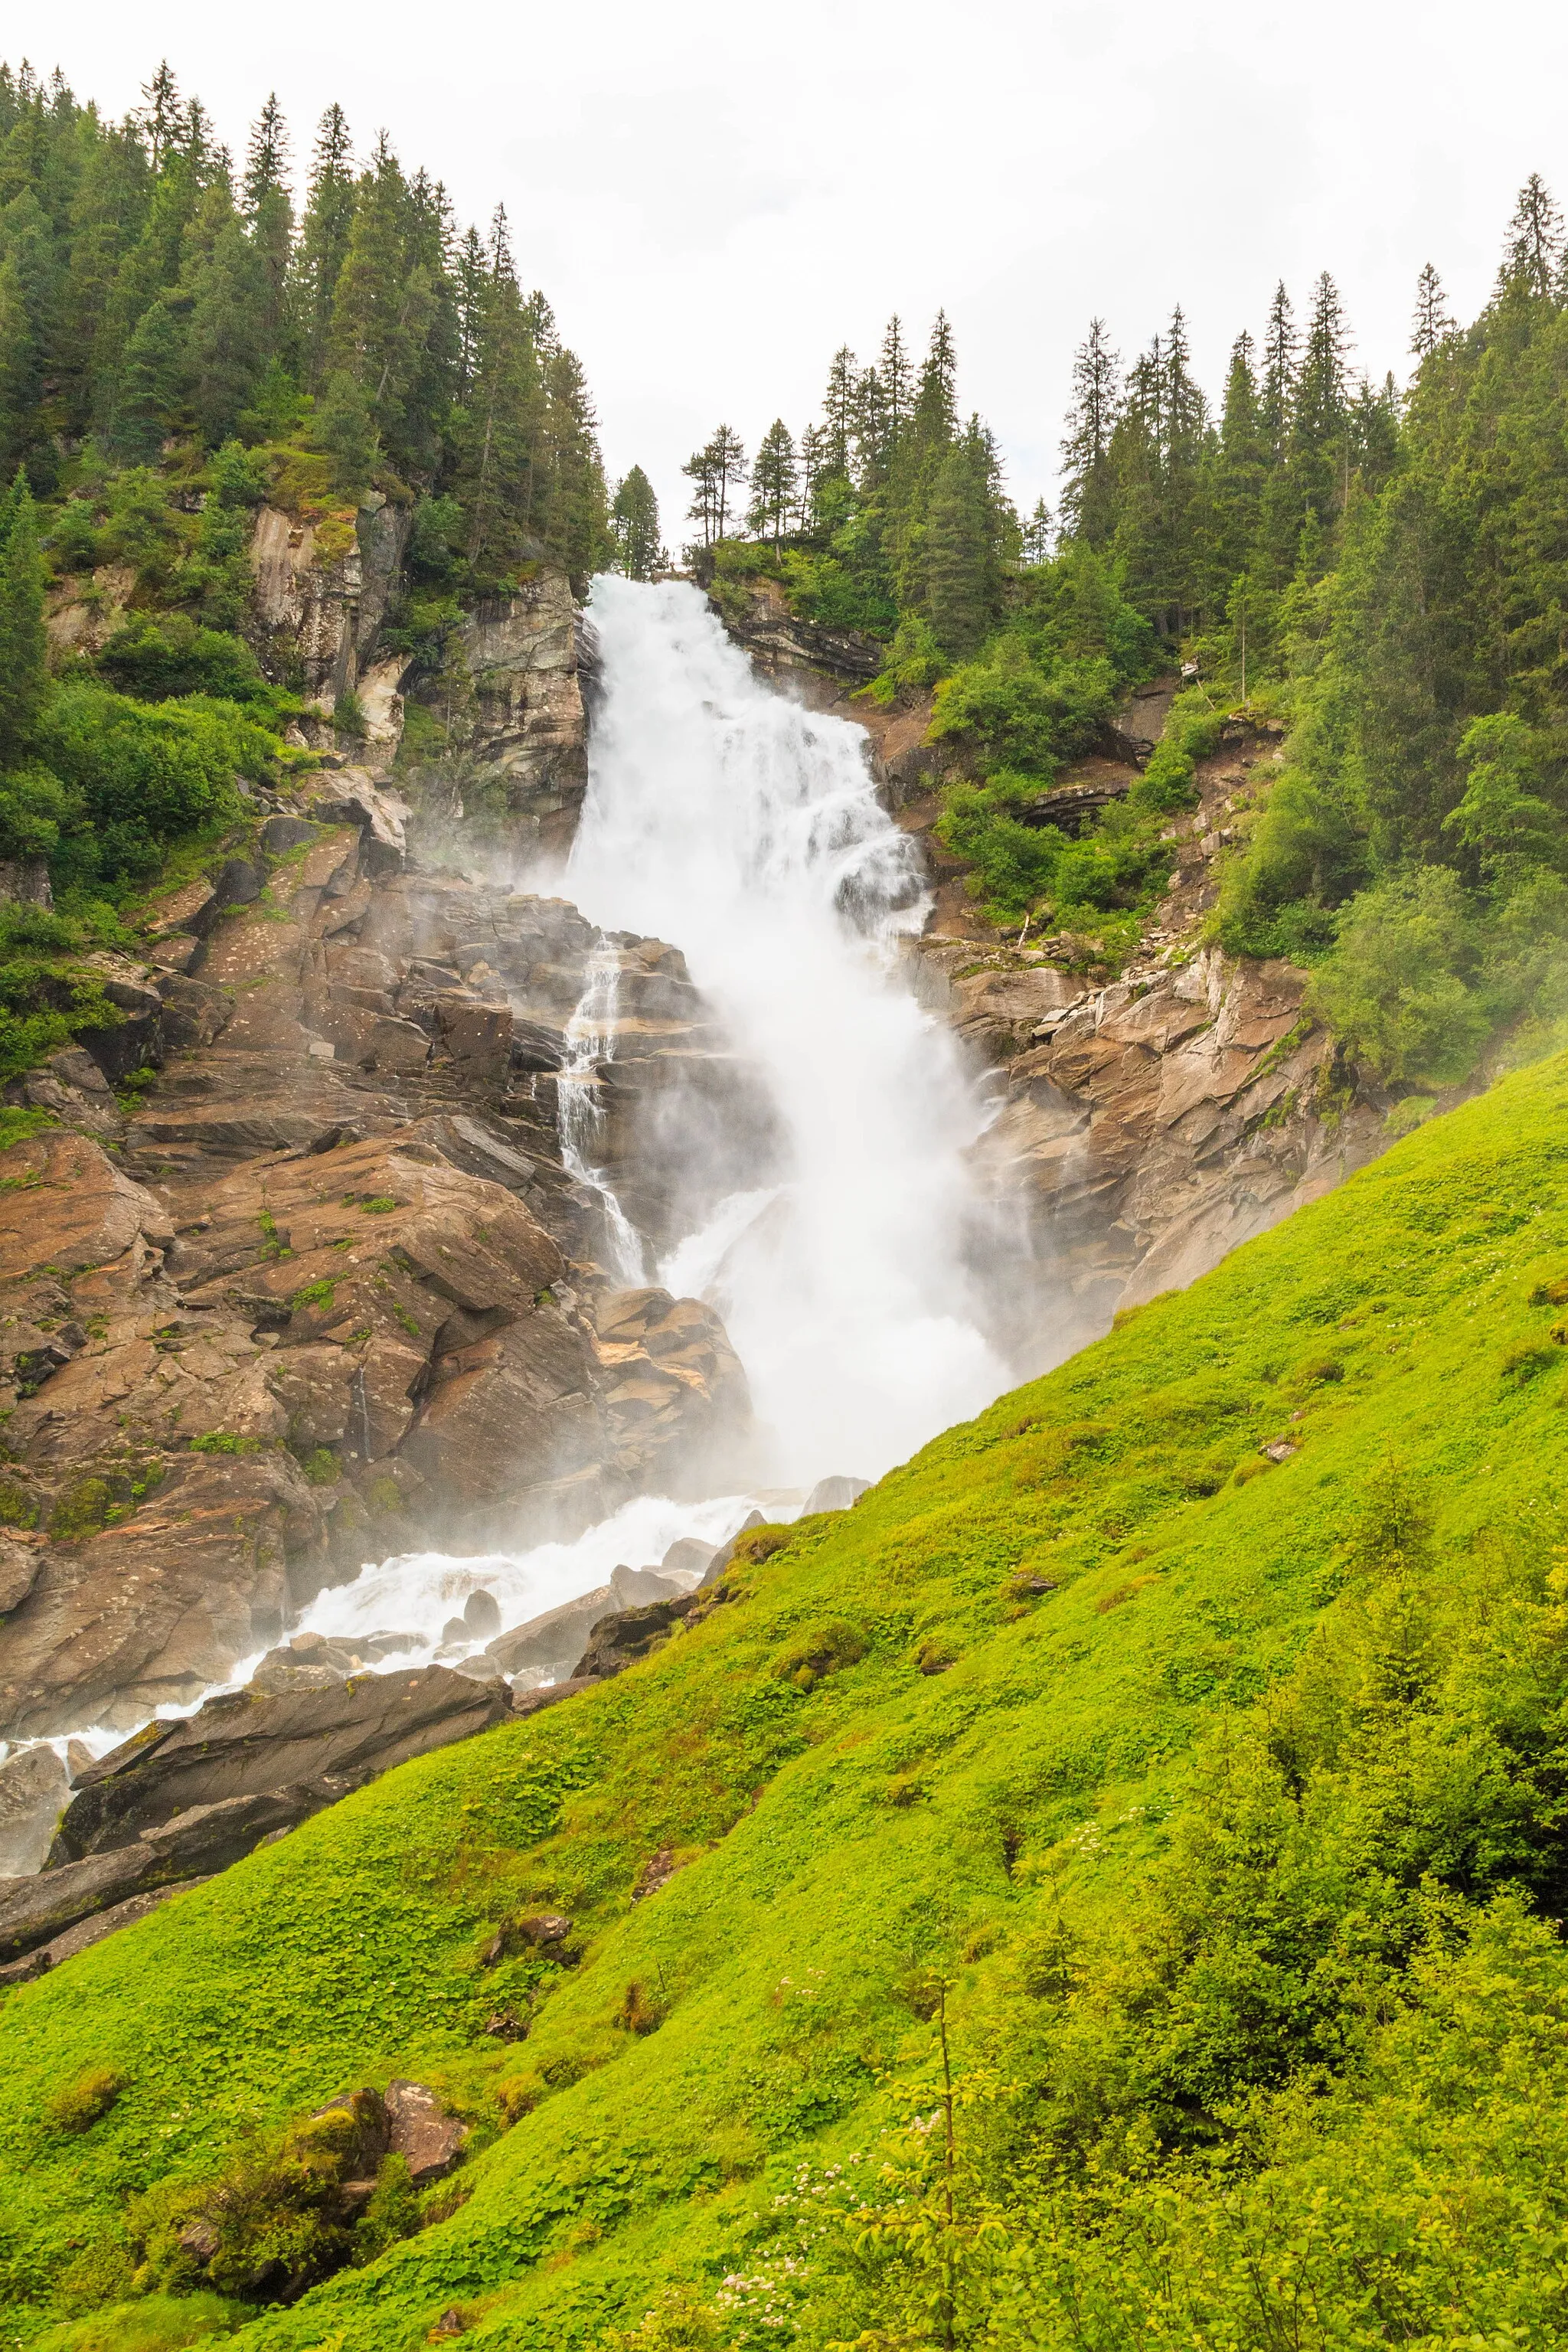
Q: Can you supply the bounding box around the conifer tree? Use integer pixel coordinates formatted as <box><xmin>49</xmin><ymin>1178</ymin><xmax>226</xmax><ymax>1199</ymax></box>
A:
<box><xmin>913</xmin><ymin>310</ymin><xmax>958</xmax><ymax>452</ymax></box>
<box><xmin>1410</xmin><ymin>262</ymin><xmax>1455</xmax><ymax>359</ymax></box>
<box><xmin>329</xmin><ymin>135</ymin><xmax>437</xmax><ymax>469</ymax></box>
<box><xmin>710</xmin><ymin>425</ymin><xmax>746</xmax><ymax>540</ymax></box>
<box><xmin>880</xmin><ymin>315</ymin><xmax>912</xmax><ymax>443</ymax></box>
<box><xmin>296</xmin><ymin>103</ymin><xmax>354</xmax><ymax>389</ymax></box>
<box><xmin>139</xmin><ymin>60</ymin><xmax>180</xmax><ymax>171</ymax></box>
<box><xmin>747</xmin><ymin>419</ymin><xmax>797</xmax><ymax>545</ymax></box>
<box><xmin>820</xmin><ymin>347</ymin><xmax>858</xmax><ymax>482</ymax></box>
<box><xmin>452</xmin><ymin>253</ymin><xmax>544</xmax><ymax>585</ymax></box>
<box><xmin>243</xmin><ymin>93</ymin><xmax>293</xmax><ymax>362</ymax></box>
<box><xmin>1292</xmin><ymin>270</ymin><xmax>1353</xmax><ymax>533</ymax></box>
<box><xmin>1060</xmin><ymin>318</ymin><xmax>1121</xmax><ymax>544</ymax></box>
<box><xmin>1021</xmin><ymin>496</ymin><xmax>1052</xmax><ymax>564</ymax></box>
<box><xmin>923</xmin><ymin>420</ymin><xmax>1001</xmax><ymax>657</ymax></box>
<box><xmin>609</xmin><ymin>465</ymin><xmax>665</xmax><ymax>579</ymax></box>
<box><xmin>0</xmin><ymin>472</ymin><xmax>49</xmax><ymax>762</ymax></box>
<box><xmin>1499</xmin><ymin>174</ymin><xmax>1563</xmax><ymax>300</ymax></box>
<box><xmin>453</xmin><ymin>224</ymin><xmax>488</xmax><ymax>394</ymax></box>
<box><xmin>110</xmin><ymin>290</ymin><xmax>185</xmax><ymax>457</ymax></box>
<box><xmin>1259</xmin><ymin>281</ymin><xmax>1298</xmax><ymax>456</ymax></box>
<box><xmin>795</xmin><ymin>422</ymin><xmax>825</xmax><ymax>535</ymax></box>
<box><xmin>682</xmin><ymin>436</ymin><xmax>720</xmax><ymax>550</ymax></box>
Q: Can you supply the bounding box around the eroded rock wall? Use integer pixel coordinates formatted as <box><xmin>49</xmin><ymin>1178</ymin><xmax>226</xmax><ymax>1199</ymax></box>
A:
<box><xmin>0</xmin><ymin>779</ymin><xmax>750</xmax><ymax>1739</ymax></box>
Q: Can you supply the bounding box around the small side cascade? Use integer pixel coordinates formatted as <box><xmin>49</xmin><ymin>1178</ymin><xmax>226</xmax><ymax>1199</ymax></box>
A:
<box><xmin>556</xmin><ymin>939</ymin><xmax>647</xmax><ymax>1283</ymax></box>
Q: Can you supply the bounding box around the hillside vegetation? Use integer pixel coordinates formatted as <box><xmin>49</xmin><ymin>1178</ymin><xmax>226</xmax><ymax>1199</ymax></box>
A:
<box><xmin>4</xmin><ymin>1053</ymin><xmax>1568</xmax><ymax>2349</ymax></box>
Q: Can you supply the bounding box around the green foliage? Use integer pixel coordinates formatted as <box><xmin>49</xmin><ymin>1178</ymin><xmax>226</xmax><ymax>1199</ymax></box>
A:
<box><xmin>609</xmin><ymin>466</ymin><xmax>666</xmax><ymax>581</ymax></box>
<box><xmin>936</xmin><ymin>774</ymin><xmax>1174</xmax><ymax>935</ymax></box>
<box><xmin>1127</xmin><ymin>689</ymin><xmax>1224</xmax><ymax>815</ymax></box>
<box><xmin>40</xmin><ymin>683</ymin><xmax>268</xmax><ymax>877</ymax></box>
<box><xmin>96</xmin><ymin>616</ymin><xmax>273</xmax><ymax>706</ymax></box>
<box><xmin>28</xmin><ymin>2294</ymin><xmax>243</xmax><ymax>2351</ymax></box>
<box><xmin>8</xmin><ymin>1054</ymin><xmax>1568</xmax><ymax>2347</ymax></box>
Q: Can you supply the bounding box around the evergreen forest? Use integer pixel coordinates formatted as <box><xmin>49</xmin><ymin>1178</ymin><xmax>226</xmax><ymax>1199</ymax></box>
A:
<box><xmin>0</xmin><ymin>57</ymin><xmax>614</xmax><ymax>1085</ymax></box>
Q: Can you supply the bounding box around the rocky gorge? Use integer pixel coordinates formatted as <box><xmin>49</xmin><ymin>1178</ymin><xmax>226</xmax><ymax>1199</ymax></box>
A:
<box><xmin>0</xmin><ymin>511</ymin><xmax>1402</xmax><ymax>1975</ymax></box>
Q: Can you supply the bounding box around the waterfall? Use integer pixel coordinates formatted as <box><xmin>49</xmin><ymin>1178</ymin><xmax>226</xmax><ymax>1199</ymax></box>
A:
<box><xmin>555</xmin><ymin>939</ymin><xmax>648</xmax><ymax>1285</ymax></box>
<box><xmin>80</xmin><ymin>578</ymin><xmax>1021</xmax><ymax>1727</ymax></box>
<box><xmin>567</xmin><ymin>576</ymin><xmax>1008</xmax><ymax>1485</ymax></box>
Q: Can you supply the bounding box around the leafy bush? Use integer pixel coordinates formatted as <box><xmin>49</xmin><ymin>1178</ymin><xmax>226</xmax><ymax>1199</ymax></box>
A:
<box><xmin>0</xmin><ymin>761</ymin><xmax>80</xmax><ymax>861</ymax></box>
<box><xmin>866</xmin><ymin>614</ymin><xmax>948</xmax><ymax>704</ymax></box>
<box><xmin>29</xmin><ymin>2291</ymin><xmax>243</xmax><ymax>2350</ymax></box>
<box><xmin>1215</xmin><ymin>767</ymin><xmax>1370</xmax><ymax>956</ymax></box>
<box><xmin>38</xmin><ymin>683</ymin><xmax>274</xmax><ymax>884</ymax></box>
<box><xmin>97</xmin><ymin>616</ymin><xmax>272</xmax><ymax>707</ymax></box>
<box><xmin>937</xmin><ymin>776</ymin><xmax>1174</xmax><ymax>931</ymax></box>
<box><xmin>930</xmin><ymin>636</ymin><xmax>1117</xmax><ymax>778</ymax></box>
<box><xmin>1307</xmin><ymin>866</ymin><xmax>1494</xmax><ymax>1084</ymax></box>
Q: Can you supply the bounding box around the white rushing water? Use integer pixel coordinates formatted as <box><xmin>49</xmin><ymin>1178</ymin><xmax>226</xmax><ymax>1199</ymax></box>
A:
<box><xmin>570</xmin><ymin>574</ymin><xmax>1008</xmax><ymax>1484</ymax></box>
<box><xmin>18</xmin><ymin>577</ymin><xmax>1022</xmax><ymax>1782</ymax></box>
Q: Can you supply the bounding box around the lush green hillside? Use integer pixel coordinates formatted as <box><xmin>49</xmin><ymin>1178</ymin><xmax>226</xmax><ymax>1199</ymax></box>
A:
<box><xmin>3</xmin><ymin>1054</ymin><xmax>1568</xmax><ymax>2349</ymax></box>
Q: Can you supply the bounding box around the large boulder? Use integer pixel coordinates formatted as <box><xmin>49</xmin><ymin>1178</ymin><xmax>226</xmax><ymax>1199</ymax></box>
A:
<box><xmin>48</xmin><ymin>1664</ymin><xmax>511</xmax><ymax>1862</ymax></box>
<box><xmin>0</xmin><ymin>1790</ymin><xmax>305</xmax><ymax>1961</ymax></box>
<box><xmin>575</xmin><ymin>1596</ymin><xmax>698</xmax><ymax>1681</ymax></box>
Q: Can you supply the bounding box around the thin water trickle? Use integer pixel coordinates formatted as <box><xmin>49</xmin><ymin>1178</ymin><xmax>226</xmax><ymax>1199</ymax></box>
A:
<box><xmin>556</xmin><ymin>939</ymin><xmax>648</xmax><ymax>1285</ymax></box>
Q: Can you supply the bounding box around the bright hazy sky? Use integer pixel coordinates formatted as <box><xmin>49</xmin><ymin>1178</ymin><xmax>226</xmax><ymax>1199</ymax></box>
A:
<box><xmin>11</xmin><ymin>0</ymin><xmax>1568</xmax><ymax>541</ymax></box>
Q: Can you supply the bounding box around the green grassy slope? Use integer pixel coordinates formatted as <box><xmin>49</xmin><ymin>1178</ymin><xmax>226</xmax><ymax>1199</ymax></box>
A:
<box><xmin>5</xmin><ymin>1056</ymin><xmax>1568</xmax><ymax>2350</ymax></box>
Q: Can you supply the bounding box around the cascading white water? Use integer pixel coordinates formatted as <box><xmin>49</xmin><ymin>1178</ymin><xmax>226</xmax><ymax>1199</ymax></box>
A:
<box><xmin>556</xmin><ymin>940</ymin><xmax>648</xmax><ymax>1285</ymax></box>
<box><xmin>21</xmin><ymin>578</ymin><xmax>1024</xmax><ymax>1779</ymax></box>
<box><xmin>568</xmin><ymin>575</ymin><xmax>1008</xmax><ymax>1484</ymax></box>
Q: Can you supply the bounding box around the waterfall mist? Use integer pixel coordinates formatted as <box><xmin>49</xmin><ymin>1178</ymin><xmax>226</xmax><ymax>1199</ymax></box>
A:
<box><xmin>567</xmin><ymin>575</ymin><xmax>1010</xmax><ymax>1484</ymax></box>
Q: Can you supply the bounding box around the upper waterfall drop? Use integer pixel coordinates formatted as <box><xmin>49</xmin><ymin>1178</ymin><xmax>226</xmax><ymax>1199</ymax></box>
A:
<box><xmin>565</xmin><ymin>574</ymin><xmax>1011</xmax><ymax>1484</ymax></box>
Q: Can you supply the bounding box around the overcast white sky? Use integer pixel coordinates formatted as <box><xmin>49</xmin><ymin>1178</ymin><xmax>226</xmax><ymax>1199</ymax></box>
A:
<box><xmin>11</xmin><ymin>0</ymin><xmax>1567</xmax><ymax>539</ymax></box>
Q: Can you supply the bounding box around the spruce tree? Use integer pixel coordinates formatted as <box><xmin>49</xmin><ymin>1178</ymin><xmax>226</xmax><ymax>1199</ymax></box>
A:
<box><xmin>183</xmin><ymin>185</ymin><xmax>270</xmax><ymax>445</ymax></box>
<box><xmin>0</xmin><ymin>472</ymin><xmax>49</xmax><ymax>763</ymax></box>
<box><xmin>795</xmin><ymin>422</ymin><xmax>825</xmax><ymax>535</ymax></box>
<box><xmin>1059</xmin><ymin>318</ymin><xmax>1121</xmax><ymax>544</ymax></box>
<box><xmin>707</xmin><ymin>425</ymin><xmax>746</xmax><ymax>540</ymax></box>
<box><xmin>682</xmin><ymin>436</ymin><xmax>720</xmax><ymax>550</ymax></box>
<box><xmin>609</xmin><ymin>465</ymin><xmax>665</xmax><ymax>579</ymax></box>
<box><xmin>243</xmin><ymin>93</ymin><xmax>293</xmax><ymax>361</ymax></box>
<box><xmin>1292</xmin><ymin>271</ymin><xmax>1353</xmax><ymax>533</ymax></box>
<box><xmin>110</xmin><ymin>290</ymin><xmax>186</xmax><ymax>457</ymax></box>
<box><xmin>453</xmin><ymin>256</ymin><xmax>546</xmax><ymax>587</ymax></box>
<box><xmin>880</xmin><ymin>315</ymin><xmax>912</xmax><ymax>443</ymax></box>
<box><xmin>139</xmin><ymin>61</ymin><xmax>181</xmax><ymax>171</ymax></box>
<box><xmin>1410</xmin><ymin>262</ymin><xmax>1455</xmax><ymax>359</ymax></box>
<box><xmin>296</xmin><ymin>104</ymin><xmax>354</xmax><ymax>390</ymax></box>
<box><xmin>923</xmin><ymin>424</ymin><xmax>998</xmax><ymax>658</ymax></box>
<box><xmin>820</xmin><ymin>347</ymin><xmax>858</xmax><ymax>482</ymax></box>
<box><xmin>747</xmin><ymin>420</ymin><xmax>797</xmax><ymax>545</ymax></box>
<box><xmin>1499</xmin><ymin>174</ymin><xmax>1563</xmax><ymax>300</ymax></box>
<box><xmin>1021</xmin><ymin>496</ymin><xmax>1052</xmax><ymax>565</ymax></box>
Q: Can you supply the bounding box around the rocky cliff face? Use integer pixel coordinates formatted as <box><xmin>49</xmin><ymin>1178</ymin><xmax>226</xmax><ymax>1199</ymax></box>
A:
<box><xmin>0</xmin><ymin>760</ymin><xmax>748</xmax><ymax>1740</ymax></box>
<box><xmin>455</xmin><ymin>570</ymin><xmax>591</xmax><ymax>856</ymax></box>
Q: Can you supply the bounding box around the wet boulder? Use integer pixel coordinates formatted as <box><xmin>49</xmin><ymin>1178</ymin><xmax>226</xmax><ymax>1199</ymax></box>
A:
<box><xmin>47</xmin><ymin>1664</ymin><xmax>511</xmax><ymax>1863</ymax></box>
<box><xmin>575</xmin><ymin>1596</ymin><xmax>698</xmax><ymax>1680</ymax></box>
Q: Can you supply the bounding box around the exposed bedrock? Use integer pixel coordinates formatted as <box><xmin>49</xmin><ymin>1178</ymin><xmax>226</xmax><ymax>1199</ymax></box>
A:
<box><xmin>917</xmin><ymin>942</ymin><xmax>1389</xmax><ymax>1351</ymax></box>
<box><xmin>0</xmin><ymin>794</ymin><xmax>752</xmax><ymax>1740</ymax></box>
